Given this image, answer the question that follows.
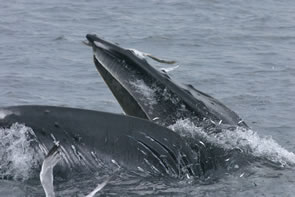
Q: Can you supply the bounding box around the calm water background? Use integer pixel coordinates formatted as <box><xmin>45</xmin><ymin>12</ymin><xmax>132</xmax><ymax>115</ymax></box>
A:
<box><xmin>0</xmin><ymin>0</ymin><xmax>295</xmax><ymax>196</ymax></box>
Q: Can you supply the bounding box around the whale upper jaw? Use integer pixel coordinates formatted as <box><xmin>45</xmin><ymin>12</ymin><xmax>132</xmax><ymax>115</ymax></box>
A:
<box><xmin>86</xmin><ymin>34</ymin><xmax>247</xmax><ymax>128</ymax></box>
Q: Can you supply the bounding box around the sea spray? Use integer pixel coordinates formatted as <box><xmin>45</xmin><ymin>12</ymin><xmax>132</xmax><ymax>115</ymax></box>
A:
<box><xmin>169</xmin><ymin>119</ymin><xmax>295</xmax><ymax>167</ymax></box>
<box><xmin>0</xmin><ymin>123</ymin><xmax>43</xmax><ymax>180</ymax></box>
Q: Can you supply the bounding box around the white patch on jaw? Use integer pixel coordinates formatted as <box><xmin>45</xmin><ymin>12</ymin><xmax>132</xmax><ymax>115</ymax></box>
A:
<box><xmin>0</xmin><ymin>110</ymin><xmax>12</xmax><ymax>119</ymax></box>
<box><xmin>94</xmin><ymin>41</ymin><xmax>110</xmax><ymax>51</ymax></box>
<box><xmin>160</xmin><ymin>65</ymin><xmax>179</xmax><ymax>72</ymax></box>
<box><xmin>128</xmin><ymin>49</ymin><xmax>147</xmax><ymax>59</ymax></box>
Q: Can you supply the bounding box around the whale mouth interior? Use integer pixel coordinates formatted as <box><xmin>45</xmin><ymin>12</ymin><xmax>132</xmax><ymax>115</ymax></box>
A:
<box><xmin>93</xmin><ymin>56</ymin><xmax>149</xmax><ymax>119</ymax></box>
<box><xmin>86</xmin><ymin>34</ymin><xmax>162</xmax><ymax>120</ymax></box>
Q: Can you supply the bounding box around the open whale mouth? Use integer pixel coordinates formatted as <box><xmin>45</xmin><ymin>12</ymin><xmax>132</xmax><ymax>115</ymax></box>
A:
<box><xmin>86</xmin><ymin>34</ymin><xmax>247</xmax><ymax>128</ymax></box>
<box><xmin>85</xmin><ymin>34</ymin><xmax>194</xmax><ymax>125</ymax></box>
<box><xmin>86</xmin><ymin>34</ymin><xmax>161</xmax><ymax>121</ymax></box>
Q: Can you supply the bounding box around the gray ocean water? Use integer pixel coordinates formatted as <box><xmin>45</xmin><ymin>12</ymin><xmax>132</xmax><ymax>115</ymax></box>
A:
<box><xmin>0</xmin><ymin>0</ymin><xmax>295</xmax><ymax>196</ymax></box>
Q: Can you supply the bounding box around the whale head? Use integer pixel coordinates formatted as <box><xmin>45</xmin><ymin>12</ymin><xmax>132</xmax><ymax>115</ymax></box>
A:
<box><xmin>86</xmin><ymin>34</ymin><xmax>247</xmax><ymax>128</ymax></box>
<box><xmin>86</xmin><ymin>34</ymin><xmax>162</xmax><ymax>121</ymax></box>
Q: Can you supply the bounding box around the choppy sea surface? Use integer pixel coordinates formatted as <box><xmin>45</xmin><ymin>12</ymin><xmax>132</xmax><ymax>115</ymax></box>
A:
<box><xmin>0</xmin><ymin>0</ymin><xmax>295</xmax><ymax>196</ymax></box>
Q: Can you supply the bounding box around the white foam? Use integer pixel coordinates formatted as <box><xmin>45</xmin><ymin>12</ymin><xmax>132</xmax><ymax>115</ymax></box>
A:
<box><xmin>169</xmin><ymin>119</ymin><xmax>295</xmax><ymax>166</ymax></box>
<box><xmin>0</xmin><ymin>123</ymin><xmax>43</xmax><ymax>180</ymax></box>
<box><xmin>0</xmin><ymin>110</ymin><xmax>11</xmax><ymax>119</ymax></box>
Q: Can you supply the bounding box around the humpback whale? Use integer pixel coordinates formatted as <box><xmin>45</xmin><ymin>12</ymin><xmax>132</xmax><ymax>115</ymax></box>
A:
<box><xmin>0</xmin><ymin>105</ymin><xmax>202</xmax><ymax>177</ymax></box>
<box><xmin>85</xmin><ymin>34</ymin><xmax>248</xmax><ymax>130</ymax></box>
<box><xmin>84</xmin><ymin>34</ymin><xmax>252</xmax><ymax>173</ymax></box>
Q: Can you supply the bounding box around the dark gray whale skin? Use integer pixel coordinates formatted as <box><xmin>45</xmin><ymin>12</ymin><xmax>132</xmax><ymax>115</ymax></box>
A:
<box><xmin>0</xmin><ymin>105</ymin><xmax>202</xmax><ymax>177</ymax></box>
<box><xmin>86</xmin><ymin>34</ymin><xmax>248</xmax><ymax>129</ymax></box>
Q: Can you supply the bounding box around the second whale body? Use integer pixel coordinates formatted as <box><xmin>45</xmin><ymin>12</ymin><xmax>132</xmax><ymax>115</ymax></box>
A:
<box><xmin>0</xmin><ymin>105</ymin><xmax>202</xmax><ymax>177</ymax></box>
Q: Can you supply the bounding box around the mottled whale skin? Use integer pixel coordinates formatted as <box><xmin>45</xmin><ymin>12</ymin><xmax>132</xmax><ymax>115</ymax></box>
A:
<box><xmin>86</xmin><ymin>34</ymin><xmax>247</xmax><ymax>129</ymax></box>
<box><xmin>0</xmin><ymin>105</ymin><xmax>202</xmax><ymax>177</ymax></box>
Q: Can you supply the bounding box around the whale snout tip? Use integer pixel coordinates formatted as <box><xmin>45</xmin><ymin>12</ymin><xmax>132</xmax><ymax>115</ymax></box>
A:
<box><xmin>84</xmin><ymin>34</ymin><xmax>99</xmax><ymax>47</ymax></box>
<box><xmin>86</xmin><ymin>34</ymin><xmax>112</xmax><ymax>51</ymax></box>
<box><xmin>86</xmin><ymin>34</ymin><xmax>98</xmax><ymax>43</ymax></box>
